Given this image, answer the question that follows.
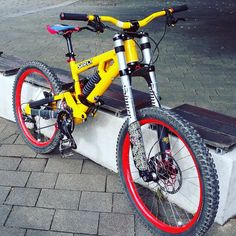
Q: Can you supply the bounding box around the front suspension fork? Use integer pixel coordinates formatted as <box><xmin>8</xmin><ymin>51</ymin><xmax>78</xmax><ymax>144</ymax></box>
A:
<box><xmin>114</xmin><ymin>34</ymin><xmax>148</xmax><ymax>171</ymax></box>
<box><xmin>140</xmin><ymin>34</ymin><xmax>171</xmax><ymax>160</ymax></box>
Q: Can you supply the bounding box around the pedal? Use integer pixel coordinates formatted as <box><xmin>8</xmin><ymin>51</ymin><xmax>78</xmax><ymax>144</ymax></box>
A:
<box><xmin>59</xmin><ymin>138</ymin><xmax>75</xmax><ymax>158</ymax></box>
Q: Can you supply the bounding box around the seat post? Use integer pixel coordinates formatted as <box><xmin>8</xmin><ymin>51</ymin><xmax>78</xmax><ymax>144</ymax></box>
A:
<box><xmin>64</xmin><ymin>33</ymin><xmax>75</xmax><ymax>61</ymax></box>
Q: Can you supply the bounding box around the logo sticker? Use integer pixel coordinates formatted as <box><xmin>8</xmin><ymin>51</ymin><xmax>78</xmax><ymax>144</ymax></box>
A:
<box><xmin>78</xmin><ymin>60</ymin><xmax>92</xmax><ymax>69</ymax></box>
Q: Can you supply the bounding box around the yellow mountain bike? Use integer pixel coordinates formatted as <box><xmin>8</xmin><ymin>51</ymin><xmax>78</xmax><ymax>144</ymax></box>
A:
<box><xmin>12</xmin><ymin>5</ymin><xmax>219</xmax><ymax>236</ymax></box>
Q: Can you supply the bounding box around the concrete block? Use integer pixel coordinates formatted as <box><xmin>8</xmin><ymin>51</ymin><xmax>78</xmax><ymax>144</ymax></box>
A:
<box><xmin>98</xmin><ymin>213</ymin><xmax>134</xmax><ymax>236</ymax></box>
<box><xmin>56</xmin><ymin>174</ymin><xmax>106</xmax><ymax>192</ymax></box>
<box><xmin>0</xmin><ymin>170</ymin><xmax>30</xmax><ymax>187</ymax></box>
<box><xmin>27</xmin><ymin>172</ymin><xmax>57</xmax><ymax>189</ymax></box>
<box><xmin>51</xmin><ymin>209</ymin><xmax>99</xmax><ymax>234</ymax></box>
<box><xmin>18</xmin><ymin>158</ymin><xmax>47</xmax><ymax>172</ymax></box>
<box><xmin>44</xmin><ymin>158</ymin><xmax>83</xmax><ymax>174</ymax></box>
<box><xmin>37</xmin><ymin>189</ymin><xmax>81</xmax><ymax>210</ymax></box>
<box><xmin>6</xmin><ymin>206</ymin><xmax>54</xmax><ymax>230</ymax></box>
<box><xmin>79</xmin><ymin>191</ymin><xmax>112</xmax><ymax>212</ymax></box>
<box><xmin>5</xmin><ymin>187</ymin><xmax>40</xmax><ymax>206</ymax></box>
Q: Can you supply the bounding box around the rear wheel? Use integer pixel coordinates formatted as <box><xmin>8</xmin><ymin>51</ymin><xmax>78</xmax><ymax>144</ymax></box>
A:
<box><xmin>117</xmin><ymin>107</ymin><xmax>219</xmax><ymax>236</ymax></box>
<box><xmin>13</xmin><ymin>61</ymin><xmax>62</xmax><ymax>153</ymax></box>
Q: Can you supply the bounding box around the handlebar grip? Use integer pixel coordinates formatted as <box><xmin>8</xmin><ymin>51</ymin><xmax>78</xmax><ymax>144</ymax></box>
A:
<box><xmin>171</xmin><ymin>5</ymin><xmax>188</xmax><ymax>13</ymax></box>
<box><xmin>60</xmin><ymin>12</ymin><xmax>88</xmax><ymax>21</ymax></box>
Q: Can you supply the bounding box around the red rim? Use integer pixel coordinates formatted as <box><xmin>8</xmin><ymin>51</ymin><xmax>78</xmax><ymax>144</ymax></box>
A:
<box><xmin>122</xmin><ymin>118</ymin><xmax>203</xmax><ymax>234</ymax></box>
<box><xmin>15</xmin><ymin>68</ymin><xmax>57</xmax><ymax>147</ymax></box>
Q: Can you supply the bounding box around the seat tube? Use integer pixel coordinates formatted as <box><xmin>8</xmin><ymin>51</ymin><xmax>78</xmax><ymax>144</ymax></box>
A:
<box><xmin>113</xmin><ymin>34</ymin><xmax>137</xmax><ymax>124</ymax></box>
<box><xmin>140</xmin><ymin>34</ymin><xmax>160</xmax><ymax>107</ymax></box>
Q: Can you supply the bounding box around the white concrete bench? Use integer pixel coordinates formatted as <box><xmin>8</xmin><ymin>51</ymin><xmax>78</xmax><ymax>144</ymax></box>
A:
<box><xmin>1</xmin><ymin>53</ymin><xmax>236</xmax><ymax>225</ymax></box>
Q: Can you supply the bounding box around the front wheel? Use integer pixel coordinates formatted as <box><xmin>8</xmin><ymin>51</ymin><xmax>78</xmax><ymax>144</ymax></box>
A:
<box><xmin>117</xmin><ymin>107</ymin><xmax>219</xmax><ymax>236</ymax></box>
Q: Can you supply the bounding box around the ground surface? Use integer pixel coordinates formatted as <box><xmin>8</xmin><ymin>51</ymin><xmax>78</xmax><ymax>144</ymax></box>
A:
<box><xmin>0</xmin><ymin>117</ymin><xmax>236</xmax><ymax>236</ymax></box>
<box><xmin>0</xmin><ymin>0</ymin><xmax>236</xmax><ymax>235</ymax></box>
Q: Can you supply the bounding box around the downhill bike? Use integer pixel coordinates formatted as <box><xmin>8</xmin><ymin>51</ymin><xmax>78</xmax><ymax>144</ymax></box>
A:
<box><xmin>12</xmin><ymin>5</ymin><xmax>219</xmax><ymax>236</ymax></box>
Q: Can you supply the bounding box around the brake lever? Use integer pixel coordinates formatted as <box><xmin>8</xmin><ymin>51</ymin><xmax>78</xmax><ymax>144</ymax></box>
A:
<box><xmin>87</xmin><ymin>15</ymin><xmax>105</xmax><ymax>33</ymax></box>
<box><xmin>167</xmin><ymin>16</ymin><xmax>186</xmax><ymax>27</ymax></box>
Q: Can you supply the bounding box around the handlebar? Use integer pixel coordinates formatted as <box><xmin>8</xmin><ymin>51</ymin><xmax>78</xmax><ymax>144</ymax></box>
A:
<box><xmin>171</xmin><ymin>5</ymin><xmax>188</xmax><ymax>13</ymax></box>
<box><xmin>60</xmin><ymin>5</ymin><xmax>188</xmax><ymax>30</ymax></box>
<box><xmin>60</xmin><ymin>13</ymin><xmax>88</xmax><ymax>21</ymax></box>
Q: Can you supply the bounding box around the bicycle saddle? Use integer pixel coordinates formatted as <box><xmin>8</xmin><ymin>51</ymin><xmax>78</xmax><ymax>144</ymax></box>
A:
<box><xmin>47</xmin><ymin>24</ymin><xmax>79</xmax><ymax>35</ymax></box>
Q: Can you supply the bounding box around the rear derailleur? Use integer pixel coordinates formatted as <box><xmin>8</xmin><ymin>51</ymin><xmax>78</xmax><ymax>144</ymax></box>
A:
<box><xmin>57</xmin><ymin>109</ymin><xmax>77</xmax><ymax>157</ymax></box>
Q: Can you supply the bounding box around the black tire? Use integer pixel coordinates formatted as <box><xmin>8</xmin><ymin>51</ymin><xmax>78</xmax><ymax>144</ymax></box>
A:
<box><xmin>117</xmin><ymin>107</ymin><xmax>219</xmax><ymax>236</ymax></box>
<box><xmin>13</xmin><ymin>60</ymin><xmax>62</xmax><ymax>153</ymax></box>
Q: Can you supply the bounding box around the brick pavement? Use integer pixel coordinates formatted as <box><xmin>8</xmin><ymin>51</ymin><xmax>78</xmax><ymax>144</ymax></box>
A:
<box><xmin>0</xmin><ymin>0</ymin><xmax>236</xmax><ymax>235</ymax></box>
<box><xmin>0</xmin><ymin>118</ymin><xmax>236</xmax><ymax>235</ymax></box>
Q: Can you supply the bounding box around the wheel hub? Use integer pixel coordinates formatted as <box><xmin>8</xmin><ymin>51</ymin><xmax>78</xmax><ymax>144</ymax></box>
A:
<box><xmin>140</xmin><ymin>153</ymin><xmax>182</xmax><ymax>194</ymax></box>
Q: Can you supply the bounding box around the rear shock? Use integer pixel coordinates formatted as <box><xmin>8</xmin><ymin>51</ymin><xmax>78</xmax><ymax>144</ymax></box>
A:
<box><xmin>82</xmin><ymin>72</ymin><xmax>101</xmax><ymax>96</ymax></box>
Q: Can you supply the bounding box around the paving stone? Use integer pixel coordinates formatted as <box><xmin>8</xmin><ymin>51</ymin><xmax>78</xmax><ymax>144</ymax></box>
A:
<box><xmin>0</xmin><ymin>144</ymin><xmax>36</xmax><ymax>158</ymax></box>
<box><xmin>44</xmin><ymin>158</ymin><xmax>83</xmax><ymax>174</ymax></box>
<box><xmin>51</xmin><ymin>209</ymin><xmax>99</xmax><ymax>234</ymax></box>
<box><xmin>0</xmin><ymin>123</ymin><xmax>7</xmax><ymax>134</ymax></box>
<box><xmin>56</xmin><ymin>174</ymin><xmax>106</xmax><ymax>192</ymax></box>
<box><xmin>0</xmin><ymin>205</ymin><xmax>11</xmax><ymax>225</ymax></box>
<box><xmin>0</xmin><ymin>156</ymin><xmax>21</xmax><ymax>171</ymax></box>
<box><xmin>27</xmin><ymin>172</ymin><xmax>57</xmax><ymax>189</ymax></box>
<box><xmin>0</xmin><ymin>186</ymin><xmax>11</xmax><ymax>204</ymax></box>
<box><xmin>79</xmin><ymin>191</ymin><xmax>112</xmax><ymax>212</ymax></box>
<box><xmin>99</xmin><ymin>213</ymin><xmax>134</xmax><ymax>236</ymax></box>
<box><xmin>37</xmin><ymin>189</ymin><xmax>81</xmax><ymax>210</ymax></box>
<box><xmin>26</xmin><ymin>229</ymin><xmax>73</xmax><ymax>236</ymax></box>
<box><xmin>14</xmin><ymin>135</ymin><xmax>26</xmax><ymax>145</ymax></box>
<box><xmin>36</xmin><ymin>152</ymin><xmax>87</xmax><ymax>160</ymax></box>
<box><xmin>81</xmin><ymin>160</ymin><xmax>113</xmax><ymax>176</ymax></box>
<box><xmin>0</xmin><ymin>125</ymin><xmax>19</xmax><ymax>144</ymax></box>
<box><xmin>0</xmin><ymin>170</ymin><xmax>30</xmax><ymax>187</ymax></box>
<box><xmin>135</xmin><ymin>219</ymin><xmax>153</xmax><ymax>236</ymax></box>
<box><xmin>18</xmin><ymin>158</ymin><xmax>47</xmax><ymax>172</ymax></box>
<box><xmin>5</xmin><ymin>187</ymin><xmax>40</xmax><ymax>206</ymax></box>
<box><xmin>0</xmin><ymin>226</ymin><xmax>26</xmax><ymax>236</ymax></box>
<box><xmin>106</xmin><ymin>175</ymin><xmax>124</xmax><ymax>193</ymax></box>
<box><xmin>6</xmin><ymin>206</ymin><xmax>54</xmax><ymax>230</ymax></box>
<box><xmin>0</xmin><ymin>118</ymin><xmax>9</xmax><ymax>126</ymax></box>
<box><xmin>113</xmin><ymin>193</ymin><xmax>133</xmax><ymax>214</ymax></box>
<box><xmin>206</xmin><ymin>220</ymin><xmax>236</xmax><ymax>236</ymax></box>
<box><xmin>74</xmin><ymin>234</ymin><xmax>96</xmax><ymax>236</ymax></box>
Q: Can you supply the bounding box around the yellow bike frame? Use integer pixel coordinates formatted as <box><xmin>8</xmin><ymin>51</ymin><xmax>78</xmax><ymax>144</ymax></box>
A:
<box><xmin>25</xmin><ymin>38</ymin><xmax>139</xmax><ymax>124</ymax></box>
<box><xmin>25</xmin><ymin>8</ymin><xmax>169</xmax><ymax>124</ymax></box>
